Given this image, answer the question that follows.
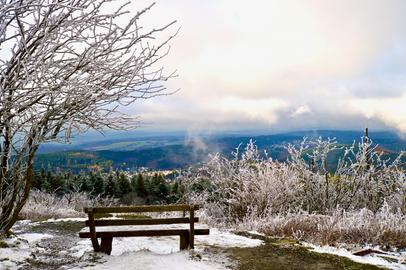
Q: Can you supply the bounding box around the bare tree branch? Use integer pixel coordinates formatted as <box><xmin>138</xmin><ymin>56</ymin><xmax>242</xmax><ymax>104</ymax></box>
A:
<box><xmin>0</xmin><ymin>0</ymin><xmax>177</xmax><ymax>234</ymax></box>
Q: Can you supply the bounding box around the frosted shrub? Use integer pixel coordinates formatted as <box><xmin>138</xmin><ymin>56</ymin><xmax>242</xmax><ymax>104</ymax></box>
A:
<box><xmin>180</xmin><ymin>138</ymin><xmax>406</xmax><ymax>246</ymax></box>
<box><xmin>261</xmin><ymin>205</ymin><xmax>406</xmax><ymax>247</ymax></box>
<box><xmin>19</xmin><ymin>190</ymin><xmax>117</xmax><ymax>220</ymax></box>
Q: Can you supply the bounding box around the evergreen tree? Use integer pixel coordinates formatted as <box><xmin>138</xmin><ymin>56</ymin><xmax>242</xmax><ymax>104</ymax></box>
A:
<box><xmin>49</xmin><ymin>173</ymin><xmax>64</xmax><ymax>194</ymax></box>
<box><xmin>146</xmin><ymin>173</ymin><xmax>169</xmax><ymax>203</ymax></box>
<box><xmin>31</xmin><ymin>171</ymin><xmax>42</xmax><ymax>190</ymax></box>
<box><xmin>150</xmin><ymin>173</ymin><xmax>161</xmax><ymax>197</ymax></box>
<box><xmin>169</xmin><ymin>181</ymin><xmax>180</xmax><ymax>202</ymax></box>
<box><xmin>80</xmin><ymin>178</ymin><xmax>91</xmax><ymax>193</ymax></box>
<box><xmin>130</xmin><ymin>174</ymin><xmax>137</xmax><ymax>192</ymax></box>
<box><xmin>158</xmin><ymin>181</ymin><xmax>169</xmax><ymax>201</ymax></box>
<box><xmin>92</xmin><ymin>174</ymin><xmax>105</xmax><ymax>195</ymax></box>
<box><xmin>40</xmin><ymin>168</ymin><xmax>47</xmax><ymax>179</ymax></box>
<box><xmin>117</xmin><ymin>172</ymin><xmax>131</xmax><ymax>197</ymax></box>
<box><xmin>105</xmin><ymin>174</ymin><xmax>118</xmax><ymax>197</ymax></box>
<box><xmin>72</xmin><ymin>174</ymin><xmax>84</xmax><ymax>192</ymax></box>
<box><xmin>62</xmin><ymin>171</ymin><xmax>75</xmax><ymax>193</ymax></box>
<box><xmin>134</xmin><ymin>173</ymin><xmax>147</xmax><ymax>197</ymax></box>
<box><xmin>88</xmin><ymin>172</ymin><xmax>96</xmax><ymax>188</ymax></box>
<box><xmin>44</xmin><ymin>170</ymin><xmax>53</xmax><ymax>192</ymax></box>
<box><xmin>41</xmin><ymin>179</ymin><xmax>52</xmax><ymax>193</ymax></box>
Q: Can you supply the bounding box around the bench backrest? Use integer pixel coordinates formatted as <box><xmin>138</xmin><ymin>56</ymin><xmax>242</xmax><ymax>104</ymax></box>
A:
<box><xmin>84</xmin><ymin>204</ymin><xmax>200</xmax><ymax>227</ymax></box>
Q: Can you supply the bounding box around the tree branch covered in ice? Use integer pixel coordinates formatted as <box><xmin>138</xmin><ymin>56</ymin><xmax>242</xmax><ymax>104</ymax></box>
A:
<box><xmin>0</xmin><ymin>0</ymin><xmax>177</xmax><ymax>234</ymax></box>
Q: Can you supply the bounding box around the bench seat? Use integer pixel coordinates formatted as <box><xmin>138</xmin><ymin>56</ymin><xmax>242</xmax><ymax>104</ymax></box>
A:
<box><xmin>79</xmin><ymin>228</ymin><xmax>209</xmax><ymax>255</ymax></box>
<box><xmin>79</xmin><ymin>228</ymin><xmax>210</xmax><ymax>238</ymax></box>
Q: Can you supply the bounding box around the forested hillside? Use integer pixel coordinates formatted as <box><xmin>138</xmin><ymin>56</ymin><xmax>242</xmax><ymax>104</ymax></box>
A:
<box><xmin>34</xmin><ymin>130</ymin><xmax>405</xmax><ymax>172</ymax></box>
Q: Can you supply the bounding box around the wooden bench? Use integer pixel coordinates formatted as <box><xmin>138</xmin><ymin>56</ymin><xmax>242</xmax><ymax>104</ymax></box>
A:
<box><xmin>78</xmin><ymin>204</ymin><xmax>209</xmax><ymax>255</ymax></box>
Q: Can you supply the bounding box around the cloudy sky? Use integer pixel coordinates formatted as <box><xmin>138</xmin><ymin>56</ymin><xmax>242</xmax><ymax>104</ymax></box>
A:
<box><xmin>125</xmin><ymin>0</ymin><xmax>406</xmax><ymax>134</ymax></box>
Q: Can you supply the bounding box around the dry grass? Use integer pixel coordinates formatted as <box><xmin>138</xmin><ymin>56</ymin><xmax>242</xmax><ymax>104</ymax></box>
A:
<box><xmin>19</xmin><ymin>190</ymin><xmax>117</xmax><ymax>221</ymax></box>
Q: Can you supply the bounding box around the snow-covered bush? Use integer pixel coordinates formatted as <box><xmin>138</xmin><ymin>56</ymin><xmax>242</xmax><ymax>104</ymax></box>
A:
<box><xmin>180</xmin><ymin>138</ymin><xmax>406</xmax><ymax>246</ymax></box>
<box><xmin>19</xmin><ymin>190</ymin><xmax>117</xmax><ymax>220</ymax></box>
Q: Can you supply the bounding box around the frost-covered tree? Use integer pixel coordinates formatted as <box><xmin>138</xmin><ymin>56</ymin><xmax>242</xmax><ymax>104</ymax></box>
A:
<box><xmin>0</xmin><ymin>0</ymin><xmax>176</xmax><ymax>235</ymax></box>
<box><xmin>181</xmin><ymin>138</ymin><xmax>405</xmax><ymax>223</ymax></box>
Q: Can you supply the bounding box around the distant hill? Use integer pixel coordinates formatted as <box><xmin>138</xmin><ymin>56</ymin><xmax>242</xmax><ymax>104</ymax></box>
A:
<box><xmin>34</xmin><ymin>130</ymin><xmax>405</xmax><ymax>173</ymax></box>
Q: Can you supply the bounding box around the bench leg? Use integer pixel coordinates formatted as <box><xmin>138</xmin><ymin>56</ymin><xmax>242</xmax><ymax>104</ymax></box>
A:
<box><xmin>180</xmin><ymin>232</ymin><xmax>189</xmax><ymax>250</ymax></box>
<box><xmin>100</xmin><ymin>237</ymin><xmax>113</xmax><ymax>255</ymax></box>
<box><xmin>90</xmin><ymin>236</ymin><xmax>100</xmax><ymax>252</ymax></box>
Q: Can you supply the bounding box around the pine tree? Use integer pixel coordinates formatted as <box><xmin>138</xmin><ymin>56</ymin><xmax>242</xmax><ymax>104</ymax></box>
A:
<box><xmin>151</xmin><ymin>173</ymin><xmax>161</xmax><ymax>197</ymax></box>
<box><xmin>88</xmin><ymin>172</ymin><xmax>96</xmax><ymax>188</ymax></box>
<box><xmin>31</xmin><ymin>171</ymin><xmax>42</xmax><ymax>190</ymax></box>
<box><xmin>80</xmin><ymin>178</ymin><xmax>91</xmax><ymax>193</ymax></box>
<box><xmin>158</xmin><ymin>181</ymin><xmax>169</xmax><ymax>201</ymax></box>
<box><xmin>117</xmin><ymin>173</ymin><xmax>131</xmax><ymax>197</ymax></box>
<box><xmin>49</xmin><ymin>173</ymin><xmax>64</xmax><ymax>194</ymax></box>
<box><xmin>169</xmin><ymin>181</ymin><xmax>180</xmax><ymax>203</ymax></box>
<box><xmin>131</xmin><ymin>174</ymin><xmax>137</xmax><ymax>192</ymax></box>
<box><xmin>134</xmin><ymin>173</ymin><xmax>147</xmax><ymax>198</ymax></box>
<box><xmin>105</xmin><ymin>174</ymin><xmax>118</xmax><ymax>198</ymax></box>
<box><xmin>41</xmin><ymin>179</ymin><xmax>52</xmax><ymax>193</ymax></box>
<box><xmin>92</xmin><ymin>174</ymin><xmax>105</xmax><ymax>195</ymax></box>
<box><xmin>62</xmin><ymin>171</ymin><xmax>75</xmax><ymax>193</ymax></box>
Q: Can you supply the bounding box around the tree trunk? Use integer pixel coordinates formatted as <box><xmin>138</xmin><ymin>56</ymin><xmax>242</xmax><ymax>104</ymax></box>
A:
<box><xmin>0</xmin><ymin>148</ymin><xmax>36</xmax><ymax>234</ymax></box>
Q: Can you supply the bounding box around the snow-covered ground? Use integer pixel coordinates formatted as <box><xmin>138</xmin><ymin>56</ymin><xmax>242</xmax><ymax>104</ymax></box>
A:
<box><xmin>72</xmin><ymin>226</ymin><xmax>262</xmax><ymax>269</ymax></box>
<box><xmin>75</xmin><ymin>251</ymin><xmax>228</xmax><ymax>270</ymax></box>
<box><xmin>0</xmin><ymin>219</ymin><xmax>262</xmax><ymax>270</ymax></box>
<box><xmin>0</xmin><ymin>230</ymin><xmax>53</xmax><ymax>269</ymax></box>
<box><xmin>2</xmin><ymin>218</ymin><xmax>406</xmax><ymax>269</ymax></box>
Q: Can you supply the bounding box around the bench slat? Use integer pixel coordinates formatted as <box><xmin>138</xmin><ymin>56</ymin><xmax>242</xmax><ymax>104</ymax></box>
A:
<box><xmin>85</xmin><ymin>204</ymin><xmax>199</xmax><ymax>214</ymax></box>
<box><xmin>79</xmin><ymin>228</ymin><xmax>210</xmax><ymax>238</ymax></box>
<box><xmin>85</xmin><ymin>217</ymin><xmax>199</xmax><ymax>227</ymax></box>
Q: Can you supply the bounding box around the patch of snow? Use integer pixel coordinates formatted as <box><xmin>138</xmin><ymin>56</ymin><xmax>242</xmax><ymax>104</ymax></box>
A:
<box><xmin>247</xmin><ymin>230</ymin><xmax>265</xmax><ymax>236</ymax></box>
<box><xmin>0</xmin><ymin>248</ymin><xmax>31</xmax><ymax>264</ymax></box>
<box><xmin>70</xmin><ymin>240</ymin><xmax>94</xmax><ymax>258</ymax></box>
<box><xmin>72</xmin><ymin>251</ymin><xmax>228</xmax><ymax>270</ymax></box>
<box><xmin>73</xmin><ymin>227</ymin><xmax>262</xmax><ymax>257</ymax></box>
<box><xmin>19</xmin><ymin>233</ymin><xmax>53</xmax><ymax>243</ymax></box>
<box><xmin>14</xmin><ymin>220</ymin><xmax>32</xmax><ymax>226</ymax></box>
<box><xmin>70</xmin><ymin>225</ymin><xmax>262</xmax><ymax>269</ymax></box>
<box><xmin>197</xmin><ymin>228</ymin><xmax>263</xmax><ymax>248</ymax></box>
<box><xmin>43</xmin><ymin>217</ymin><xmax>88</xmax><ymax>222</ymax></box>
<box><xmin>0</xmin><ymin>232</ymin><xmax>53</xmax><ymax>269</ymax></box>
<box><xmin>77</xmin><ymin>225</ymin><xmax>262</xmax><ymax>253</ymax></box>
<box><xmin>11</xmin><ymin>220</ymin><xmax>32</xmax><ymax>233</ymax></box>
<box><xmin>306</xmin><ymin>243</ymin><xmax>406</xmax><ymax>270</ymax></box>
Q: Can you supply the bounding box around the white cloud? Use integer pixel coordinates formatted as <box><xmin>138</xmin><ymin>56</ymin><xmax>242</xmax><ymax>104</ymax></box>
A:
<box><xmin>125</xmin><ymin>0</ymin><xmax>406</xmax><ymax>133</ymax></box>
<box><xmin>291</xmin><ymin>105</ymin><xmax>311</xmax><ymax>118</ymax></box>
<box><xmin>349</xmin><ymin>94</ymin><xmax>406</xmax><ymax>132</ymax></box>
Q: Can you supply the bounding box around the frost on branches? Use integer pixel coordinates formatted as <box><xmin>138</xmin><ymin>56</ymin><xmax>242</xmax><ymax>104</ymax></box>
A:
<box><xmin>19</xmin><ymin>189</ymin><xmax>117</xmax><ymax>220</ymax></box>
<box><xmin>0</xmin><ymin>0</ymin><xmax>176</xmax><ymax>235</ymax></box>
<box><xmin>180</xmin><ymin>138</ymin><xmax>406</xmax><ymax>246</ymax></box>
